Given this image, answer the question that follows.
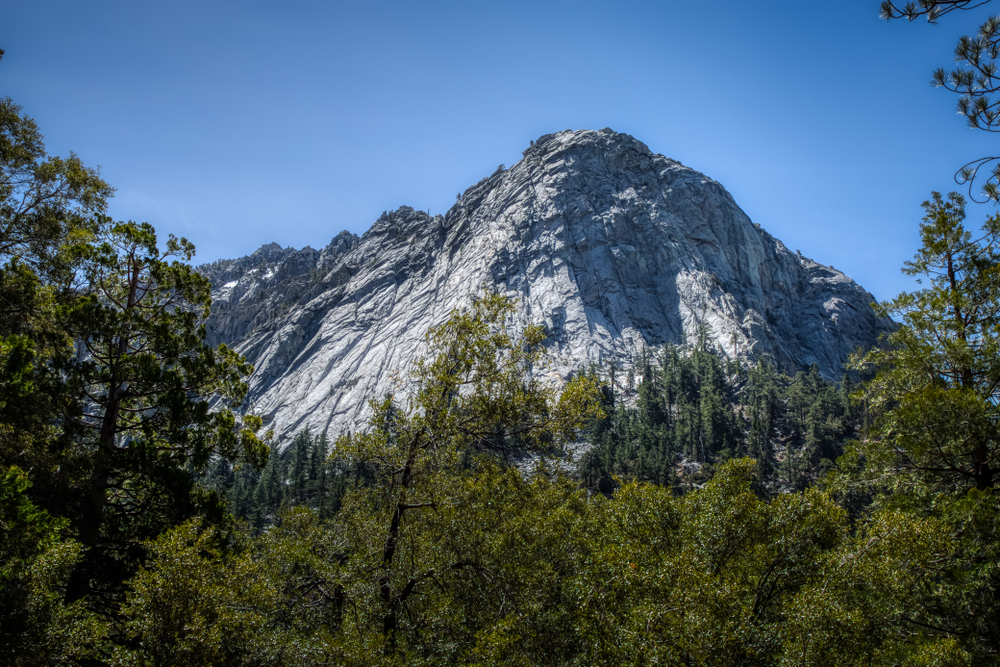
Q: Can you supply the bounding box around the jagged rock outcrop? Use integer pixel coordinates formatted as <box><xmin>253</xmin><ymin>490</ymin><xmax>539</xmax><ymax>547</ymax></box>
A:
<box><xmin>198</xmin><ymin>128</ymin><xmax>893</xmax><ymax>445</ymax></box>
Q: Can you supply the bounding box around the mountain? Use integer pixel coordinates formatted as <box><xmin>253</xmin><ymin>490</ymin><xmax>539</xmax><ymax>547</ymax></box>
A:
<box><xmin>198</xmin><ymin>128</ymin><xmax>893</xmax><ymax>444</ymax></box>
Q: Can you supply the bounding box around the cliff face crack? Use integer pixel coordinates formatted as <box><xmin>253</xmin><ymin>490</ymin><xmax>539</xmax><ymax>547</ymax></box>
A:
<box><xmin>198</xmin><ymin>128</ymin><xmax>895</xmax><ymax>447</ymax></box>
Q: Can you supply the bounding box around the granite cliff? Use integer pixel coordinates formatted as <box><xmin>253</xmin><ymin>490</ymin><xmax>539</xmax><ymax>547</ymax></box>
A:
<box><xmin>199</xmin><ymin>129</ymin><xmax>892</xmax><ymax>444</ymax></box>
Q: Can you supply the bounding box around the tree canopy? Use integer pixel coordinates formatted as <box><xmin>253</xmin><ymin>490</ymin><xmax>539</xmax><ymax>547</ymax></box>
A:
<box><xmin>850</xmin><ymin>191</ymin><xmax>1000</xmax><ymax>494</ymax></box>
<box><xmin>846</xmin><ymin>191</ymin><xmax>1000</xmax><ymax>657</ymax></box>
<box><xmin>0</xmin><ymin>98</ymin><xmax>267</xmax><ymax>631</ymax></box>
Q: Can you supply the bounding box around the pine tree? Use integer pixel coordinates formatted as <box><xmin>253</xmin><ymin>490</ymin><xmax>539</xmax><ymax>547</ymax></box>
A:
<box><xmin>847</xmin><ymin>191</ymin><xmax>1000</xmax><ymax>656</ymax></box>
<box><xmin>309</xmin><ymin>432</ymin><xmax>330</xmax><ymax>517</ymax></box>
<box><xmin>747</xmin><ymin>360</ymin><xmax>779</xmax><ymax>482</ymax></box>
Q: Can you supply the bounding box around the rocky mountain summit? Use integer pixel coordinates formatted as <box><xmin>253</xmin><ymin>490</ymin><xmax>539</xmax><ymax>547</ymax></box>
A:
<box><xmin>198</xmin><ymin>128</ymin><xmax>893</xmax><ymax>444</ymax></box>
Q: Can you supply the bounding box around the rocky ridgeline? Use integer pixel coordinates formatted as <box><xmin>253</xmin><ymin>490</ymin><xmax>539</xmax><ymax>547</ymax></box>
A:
<box><xmin>198</xmin><ymin>129</ymin><xmax>893</xmax><ymax>446</ymax></box>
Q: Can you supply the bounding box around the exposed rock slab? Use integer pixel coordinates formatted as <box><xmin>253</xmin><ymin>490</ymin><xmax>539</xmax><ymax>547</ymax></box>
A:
<box><xmin>199</xmin><ymin>129</ymin><xmax>892</xmax><ymax>445</ymax></box>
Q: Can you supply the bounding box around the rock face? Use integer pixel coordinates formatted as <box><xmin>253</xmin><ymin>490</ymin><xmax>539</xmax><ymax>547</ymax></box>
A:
<box><xmin>199</xmin><ymin>129</ymin><xmax>893</xmax><ymax>445</ymax></box>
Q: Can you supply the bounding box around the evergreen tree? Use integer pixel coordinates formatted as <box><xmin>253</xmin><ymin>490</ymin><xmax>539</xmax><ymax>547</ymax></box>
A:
<box><xmin>0</xmin><ymin>98</ymin><xmax>268</xmax><ymax>611</ymax></box>
<box><xmin>747</xmin><ymin>360</ymin><xmax>779</xmax><ymax>481</ymax></box>
<box><xmin>849</xmin><ymin>191</ymin><xmax>1000</xmax><ymax>656</ymax></box>
<box><xmin>0</xmin><ymin>97</ymin><xmax>113</xmax><ymax>525</ymax></box>
<box><xmin>285</xmin><ymin>430</ymin><xmax>311</xmax><ymax>507</ymax></box>
<box><xmin>636</xmin><ymin>347</ymin><xmax>665</xmax><ymax>429</ymax></box>
<box><xmin>59</xmin><ymin>220</ymin><xmax>268</xmax><ymax>604</ymax></box>
<box><xmin>309</xmin><ymin>432</ymin><xmax>330</xmax><ymax>517</ymax></box>
<box><xmin>853</xmin><ymin>192</ymin><xmax>1000</xmax><ymax>493</ymax></box>
<box><xmin>0</xmin><ymin>467</ymin><xmax>105</xmax><ymax>664</ymax></box>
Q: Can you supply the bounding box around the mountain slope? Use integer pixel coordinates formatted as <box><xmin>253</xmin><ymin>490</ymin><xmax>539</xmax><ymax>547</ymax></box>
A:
<box><xmin>199</xmin><ymin>128</ymin><xmax>892</xmax><ymax>443</ymax></box>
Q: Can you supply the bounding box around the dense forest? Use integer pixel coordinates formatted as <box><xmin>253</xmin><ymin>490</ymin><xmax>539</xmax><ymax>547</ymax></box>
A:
<box><xmin>5</xmin><ymin>8</ymin><xmax>1000</xmax><ymax>659</ymax></box>
<box><xmin>223</xmin><ymin>343</ymin><xmax>857</xmax><ymax>531</ymax></box>
<box><xmin>579</xmin><ymin>343</ymin><xmax>856</xmax><ymax>494</ymax></box>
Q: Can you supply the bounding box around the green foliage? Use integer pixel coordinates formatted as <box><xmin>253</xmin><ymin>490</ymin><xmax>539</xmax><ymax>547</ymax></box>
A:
<box><xmin>118</xmin><ymin>296</ymin><xmax>604</xmax><ymax>665</ymax></box>
<box><xmin>846</xmin><ymin>191</ymin><xmax>1000</xmax><ymax>658</ymax></box>
<box><xmin>214</xmin><ymin>430</ymin><xmax>346</xmax><ymax>530</ymax></box>
<box><xmin>0</xmin><ymin>96</ymin><xmax>113</xmax><ymax>279</ymax></box>
<box><xmin>0</xmin><ymin>467</ymin><xmax>106</xmax><ymax>665</ymax></box>
<box><xmin>0</xmin><ymin>97</ymin><xmax>114</xmax><ymax>501</ymax></box>
<box><xmin>113</xmin><ymin>518</ymin><xmax>306</xmax><ymax>667</ymax></box>
<box><xmin>0</xmin><ymin>98</ymin><xmax>267</xmax><ymax>615</ymax></box>
<box><xmin>572</xmin><ymin>459</ymin><xmax>962</xmax><ymax>666</ymax></box>
<box><xmin>581</xmin><ymin>343</ymin><xmax>855</xmax><ymax>494</ymax></box>
<box><xmin>4</xmin><ymin>92</ymin><xmax>992</xmax><ymax>665</ymax></box>
<box><xmin>851</xmin><ymin>192</ymin><xmax>1000</xmax><ymax>495</ymax></box>
<box><xmin>125</xmin><ymin>456</ymin><xmax>968</xmax><ymax>666</ymax></box>
<box><xmin>53</xmin><ymin>219</ymin><xmax>269</xmax><ymax>603</ymax></box>
<box><xmin>332</xmin><ymin>291</ymin><xmax>603</xmax><ymax>654</ymax></box>
<box><xmin>118</xmin><ymin>292</ymin><xmax>967</xmax><ymax>665</ymax></box>
<box><xmin>129</xmin><ymin>456</ymin><xmax>968</xmax><ymax>666</ymax></box>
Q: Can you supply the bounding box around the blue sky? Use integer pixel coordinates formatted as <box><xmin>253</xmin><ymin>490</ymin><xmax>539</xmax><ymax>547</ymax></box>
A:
<box><xmin>3</xmin><ymin>0</ymin><xmax>995</xmax><ymax>301</ymax></box>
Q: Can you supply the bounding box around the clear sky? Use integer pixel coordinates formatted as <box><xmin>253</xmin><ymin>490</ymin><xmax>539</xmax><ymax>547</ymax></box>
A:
<box><xmin>3</xmin><ymin>0</ymin><xmax>995</xmax><ymax>302</ymax></box>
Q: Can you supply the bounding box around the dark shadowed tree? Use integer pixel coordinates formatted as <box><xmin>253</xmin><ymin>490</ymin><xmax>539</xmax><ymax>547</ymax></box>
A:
<box><xmin>59</xmin><ymin>219</ymin><xmax>269</xmax><ymax>605</ymax></box>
